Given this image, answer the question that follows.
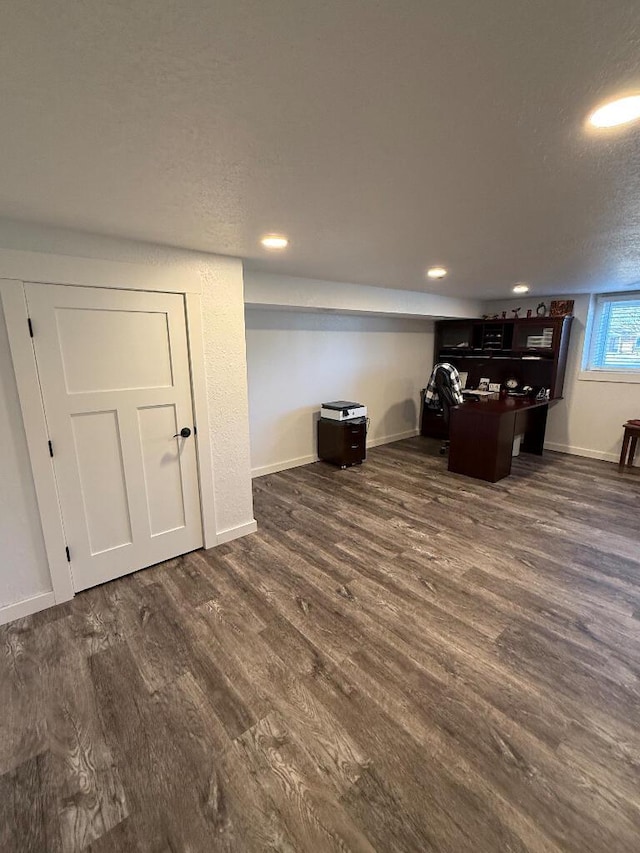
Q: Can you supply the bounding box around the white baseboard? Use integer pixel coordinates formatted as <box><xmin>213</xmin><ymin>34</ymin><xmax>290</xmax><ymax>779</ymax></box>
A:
<box><xmin>367</xmin><ymin>428</ymin><xmax>420</xmax><ymax>448</ymax></box>
<box><xmin>251</xmin><ymin>428</ymin><xmax>421</xmax><ymax>478</ymax></box>
<box><xmin>252</xmin><ymin>454</ymin><xmax>318</xmax><ymax>478</ymax></box>
<box><xmin>544</xmin><ymin>441</ymin><xmax>623</xmax><ymax>464</ymax></box>
<box><xmin>216</xmin><ymin>519</ymin><xmax>258</xmax><ymax>545</ymax></box>
<box><xmin>0</xmin><ymin>590</ymin><xmax>56</xmax><ymax>626</ymax></box>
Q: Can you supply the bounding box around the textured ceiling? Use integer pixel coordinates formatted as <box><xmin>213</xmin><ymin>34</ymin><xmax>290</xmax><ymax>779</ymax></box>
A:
<box><xmin>1</xmin><ymin>0</ymin><xmax>640</xmax><ymax>298</ymax></box>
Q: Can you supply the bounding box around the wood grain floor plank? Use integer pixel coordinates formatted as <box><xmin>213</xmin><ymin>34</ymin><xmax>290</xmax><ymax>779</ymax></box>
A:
<box><xmin>199</xmin><ymin>611</ymin><xmax>372</xmax><ymax>801</ymax></box>
<box><xmin>218</xmin><ymin>539</ymin><xmax>367</xmax><ymax>666</ymax></box>
<box><xmin>2</xmin><ymin>439</ymin><xmax>639</xmax><ymax>851</ymax></box>
<box><xmin>0</xmin><ymin>618</ymin><xmax>65</xmax><ymax>775</ymax></box>
<box><xmin>89</xmin><ymin>642</ymin><xmax>232</xmax><ymax>852</ymax></box>
<box><xmin>344</xmin><ymin>642</ymin><xmax>640</xmax><ymax>853</ymax></box>
<box><xmin>232</xmin><ymin>711</ymin><xmax>377</xmax><ymax>853</ymax></box>
<box><xmin>45</xmin><ymin>623</ymin><xmax>128</xmax><ymax>852</ymax></box>
<box><xmin>304</xmin><ymin>655</ymin><xmax>542</xmax><ymax>853</ymax></box>
<box><xmin>100</xmin><ymin>578</ymin><xmax>189</xmax><ymax>694</ymax></box>
<box><xmin>463</xmin><ymin>565</ymin><xmax>640</xmax><ymax>682</ymax></box>
<box><xmin>0</xmin><ymin>752</ymin><xmax>61</xmax><ymax>853</ymax></box>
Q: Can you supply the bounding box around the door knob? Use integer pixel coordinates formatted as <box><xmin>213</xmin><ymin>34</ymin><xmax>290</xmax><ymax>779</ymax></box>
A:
<box><xmin>173</xmin><ymin>427</ymin><xmax>192</xmax><ymax>439</ymax></box>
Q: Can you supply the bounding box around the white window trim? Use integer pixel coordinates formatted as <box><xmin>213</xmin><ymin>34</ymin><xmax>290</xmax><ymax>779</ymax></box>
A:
<box><xmin>580</xmin><ymin>292</ymin><xmax>640</xmax><ymax>382</ymax></box>
<box><xmin>578</xmin><ymin>369</ymin><xmax>640</xmax><ymax>384</ymax></box>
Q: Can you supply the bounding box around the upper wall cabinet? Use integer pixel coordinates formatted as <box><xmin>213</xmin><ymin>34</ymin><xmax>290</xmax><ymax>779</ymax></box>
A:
<box><xmin>434</xmin><ymin>316</ymin><xmax>573</xmax><ymax>399</ymax></box>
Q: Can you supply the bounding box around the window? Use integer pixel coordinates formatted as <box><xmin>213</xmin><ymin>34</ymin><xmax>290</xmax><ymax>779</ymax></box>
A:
<box><xmin>585</xmin><ymin>293</ymin><xmax>640</xmax><ymax>373</ymax></box>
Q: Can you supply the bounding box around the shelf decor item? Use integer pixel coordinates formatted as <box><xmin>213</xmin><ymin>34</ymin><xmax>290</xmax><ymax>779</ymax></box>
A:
<box><xmin>550</xmin><ymin>299</ymin><xmax>574</xmax><ymax>317</ymax></box>
<box><xmin>536</xmin><ymin>302</ymin><xmax>547</xmax><ymax>317</ymax></box>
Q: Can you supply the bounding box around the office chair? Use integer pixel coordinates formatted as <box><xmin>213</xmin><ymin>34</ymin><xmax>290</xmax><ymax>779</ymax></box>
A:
<box><xmin>434</xmin><ymin>365</ymin><xmax>458</xmax><ymax>455</ymax></box>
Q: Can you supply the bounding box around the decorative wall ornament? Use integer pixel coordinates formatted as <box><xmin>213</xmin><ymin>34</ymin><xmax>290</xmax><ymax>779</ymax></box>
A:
<box><xmin>550</xmin><ymin>299</ymin><xmax>574</xmax><ymax>317</ymax></box>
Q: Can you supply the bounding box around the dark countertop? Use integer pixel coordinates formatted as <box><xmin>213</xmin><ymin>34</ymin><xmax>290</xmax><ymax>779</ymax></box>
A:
<box><xmin>457</xmin><ymin>394</ymin><xmax>549</xmax><ymax>414</ymax></box>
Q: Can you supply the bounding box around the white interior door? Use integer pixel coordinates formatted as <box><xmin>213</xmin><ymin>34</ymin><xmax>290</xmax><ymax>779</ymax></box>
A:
<box><xmin>25</xmin><ymin>283</ymin><xmax>203</xmax><ymax>592</ymax></box>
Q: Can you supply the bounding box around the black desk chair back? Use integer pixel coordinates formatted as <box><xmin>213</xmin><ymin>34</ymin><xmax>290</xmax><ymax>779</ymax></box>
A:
<box><xmin>434</xmin><ymin>365</ymin><xmax>458</xmax><ymax>455</ymax></box>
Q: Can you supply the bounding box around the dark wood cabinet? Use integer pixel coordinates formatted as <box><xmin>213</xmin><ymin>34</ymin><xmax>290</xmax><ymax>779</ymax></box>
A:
<box><xmin>318</xmin><ymin>417</ymin><xmax>367</xmax><ymax>468</ymax></box>
<box><xmin>421</xmin><ymin>315</ymin><xmax>573</xmax><ymax>440</ymax></box>
<box><xmin>433</xmin><ymin>315</ymin><xmax>572</xmax><ymax>399</ymax></box>
<box><xmin>420</xmin><ymin>406</ymin><xmax>449</xmax><ymax>440</ymax></box>
<box><xmin>448</xmin><ymin>397</ymin><xmax>548</xmax><ymax>482</ymax></box>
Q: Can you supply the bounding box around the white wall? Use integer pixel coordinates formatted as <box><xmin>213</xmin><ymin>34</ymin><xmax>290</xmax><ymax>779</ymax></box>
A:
<box><xmin>199</xmin><ymin>259</ymin><xmax>255</xmax><ymax>535</ymax></box>
<box><xmin>483</xmin><ymin>294</ymin><xmax>640</xmax><ymax>463</ymax></box>
<box><xmin>0</xmin><ymin>221</ymin><xmax>255</xmax><ymax>617</ymax></box>
<box><xmin>245</xmin><ymin>271</ymin><xmax>482</xmax><ymax>319</ymax></box>
<box><xmin>246</xmin><ymin>308</ymin><xmax>434</xmax><ymax>476</ymax></box>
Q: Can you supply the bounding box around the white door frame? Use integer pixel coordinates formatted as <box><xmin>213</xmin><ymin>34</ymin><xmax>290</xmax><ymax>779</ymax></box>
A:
<box><xmin>0</xmin><ymin>256</ymin><xmax>218</xmax><ymax>607</ymax></box>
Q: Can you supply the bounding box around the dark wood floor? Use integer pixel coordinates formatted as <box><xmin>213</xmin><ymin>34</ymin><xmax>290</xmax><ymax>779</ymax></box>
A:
<box><xmin>2</xmin><ymin>438</ymin><xmax>640</xmax><ymax>852</ymax></box>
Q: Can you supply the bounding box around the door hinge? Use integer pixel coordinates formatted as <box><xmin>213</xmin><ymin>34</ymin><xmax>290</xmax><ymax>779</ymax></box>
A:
<box><xmin>28</xmin><ymin>317</ymin><xmax>34</xmax><ymax>337</ymax></box>
<box><xmin>65</xmin><ymin>546</ymin><xmax>71</xmax><ymax>562</ymax></box>
<box><xmin>48</xmin><ymin>440</ymin><xmax>54</xmax><ymax>458</ymax></box>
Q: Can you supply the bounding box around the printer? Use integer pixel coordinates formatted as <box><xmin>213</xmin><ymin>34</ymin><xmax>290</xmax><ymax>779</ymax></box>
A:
<box><xmin>320</xmin><ymin>400</ymin><xmax>367</xmax><ymax>422</ymax></box>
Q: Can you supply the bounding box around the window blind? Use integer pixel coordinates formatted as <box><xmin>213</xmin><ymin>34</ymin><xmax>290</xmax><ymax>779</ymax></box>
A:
<box><xmin>588</xmin><ymin>292</ymin><xmax>640</xmax><ymax>371</ymax></box>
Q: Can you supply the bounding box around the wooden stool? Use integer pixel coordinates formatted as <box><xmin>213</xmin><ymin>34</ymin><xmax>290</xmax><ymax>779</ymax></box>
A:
<box><xmin>619</xmin><ymin>421</ymin><xmax>640</xmax><ymax>472</ymax></box>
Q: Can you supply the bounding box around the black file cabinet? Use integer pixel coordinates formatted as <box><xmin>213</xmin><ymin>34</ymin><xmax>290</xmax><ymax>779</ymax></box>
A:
<box><xmin>317</xmin><ymin>417</ymin><xmax>367</xmax><ymax>469</ymax></box>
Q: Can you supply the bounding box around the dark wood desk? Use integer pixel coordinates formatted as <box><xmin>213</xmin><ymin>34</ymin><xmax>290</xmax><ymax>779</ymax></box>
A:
<box><xmin>448</xmin><ymin>395</ymin><xmax>549</xmax><ymax>482</ymax></box>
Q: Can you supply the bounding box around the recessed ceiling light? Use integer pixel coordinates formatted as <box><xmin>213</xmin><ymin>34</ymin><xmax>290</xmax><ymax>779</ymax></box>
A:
<box><xmin>427</xmin><ymin>266</ymin><xmax>447</xmax><ymax>280</ymax></box>
<box><xmin>513</xmin><ymin>283</ymin><xmax>530</xmax><ymax>294</ymax></box>
<box><xmin>588</xmin><ymin>95</ymin><xmax>640</xmax><ymax>128</ymax></box>
<box><xmin>260</xmin><ymin>234</ymin><xmax>289</xmax><ymax>250</ymax></box>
